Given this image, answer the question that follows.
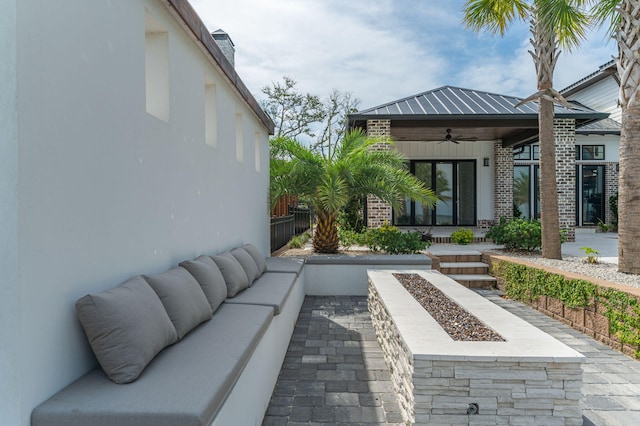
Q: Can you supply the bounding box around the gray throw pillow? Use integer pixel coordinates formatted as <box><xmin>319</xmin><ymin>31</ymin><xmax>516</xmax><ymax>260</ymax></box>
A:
<box><xmin>143</xmin><ymin>267</ymin><xmax>213</xmax><ymax>339</ymax></box>
<box><xmin>75</xmin><ymin>276</ymin><xmax>178</xmax><ymax>384</ymax></box>
<box><xmin>180</xmin><ymin>255</ymin><xmax>228</xmax><ymax>313</ymax></box>
<box><xmin>231</xmin><ymin>247</ymin><xmax>261</xmax><ymax>284</ymax></box>
<box><xmin>242</xmin><ymin>243</ymin><xmax>267</xmax><ymax>275</ymax></box>
<box><xmin>211</xmin><ymin>252</ymin><xmax>250</xmax><ymax>297</ymax></box>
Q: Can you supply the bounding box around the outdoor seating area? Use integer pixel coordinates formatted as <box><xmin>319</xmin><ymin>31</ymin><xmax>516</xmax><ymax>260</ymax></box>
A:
<box><xmin>32</xmin><ymin>245</ymin><xmax>306</xmax><ymax>426</ymax></box>
<box><xmin>31</xmin><ymin>232</ymin><xmax>640</xmax><ymax>425</ymax></box>
<box><xmin>6</xmin><ymin>1</ymin><xmax>640</xmax><ymax>425</ymax></box>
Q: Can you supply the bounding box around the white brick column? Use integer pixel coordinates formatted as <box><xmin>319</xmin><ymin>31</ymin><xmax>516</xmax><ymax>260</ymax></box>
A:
<box><xmin>366</xmin><ymin>119</ymin><xmax>393</xmax><ymax>228</ymax></box>
<box><xmin>555</xmin><ymin>119</ymin><xmax>576</xmax><ymax>242</ymax></box>
<box><xmin>494</xmin><ymin>140</ymin><xmax>514</xmax><ymax>220</ymax></box>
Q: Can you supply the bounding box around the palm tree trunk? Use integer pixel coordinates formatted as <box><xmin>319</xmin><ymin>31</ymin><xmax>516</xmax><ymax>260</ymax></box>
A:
<box><xmin>618</xmin><ymin>105</ymin><xmax>640</xmax><ymax>273</ymax></box>
<box><xmin>539</xmin><ymin>99</ymin><xmax>562</xmax><ymax>259</ymax></box>
<box><xmin>616</xmin><ymin>0</ymin><xmax>640</xmax><ymax>274</ymax></box>
<box><xmin>531</xmin><ymin>9</ymin><xmax>562</xmax><ymax>259</ymax></box>
<box><xmin>313</xmin><ymin>209</ymin><xmax>340</xmax><ymax>253</ymax></box>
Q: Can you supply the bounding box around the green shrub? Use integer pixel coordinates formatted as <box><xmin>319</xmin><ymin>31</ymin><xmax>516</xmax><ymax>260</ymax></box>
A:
<box><xmin>364</xmin><ymin>223</ymin><xmax>429</xmax><ymax>254</ymax></box>
<box><xmin>288</xmin><ymin>232</ymin><xmax>310</xmax><ymax>249</ymax></box>
<box><xmin>337</xmin><ymin>197</ymin><xmax>365</xmax><ymax>233</ymax></box>
<box><xmin>450</xmin><ymin>228</ymin><xmax>474</xmax><ymax>245</ymax></box>
<box><xmin>486</xmin><ymin>217</ymin><xmax>542</xmax><ymax>251</ymax></box>
<box><xmin>581</xmin><ymin>246</ymin><xmax>600</xmax><ymax>264</ymax></box>
<box><xmin>492</xmin><ymin>259</ymin><xmax>640</xmax><ymax>358</ymax></box>
<box><xmin>338</xmin><ymin>227</ymin><xmax>366</xmax><ymax>249</ymax></box>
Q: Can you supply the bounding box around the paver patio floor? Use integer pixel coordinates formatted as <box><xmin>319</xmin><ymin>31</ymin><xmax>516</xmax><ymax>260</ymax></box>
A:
<box><xmin>263</xmin><ymin>293</ymin><xmax>640</xmax><ymax>425</ymax></box>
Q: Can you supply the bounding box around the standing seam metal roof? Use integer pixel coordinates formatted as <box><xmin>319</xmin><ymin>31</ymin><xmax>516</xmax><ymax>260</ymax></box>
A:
<box><xmin>352</xmin><ymin>86</ymin><xmax>596</xmax><ymax>119</ymax></box>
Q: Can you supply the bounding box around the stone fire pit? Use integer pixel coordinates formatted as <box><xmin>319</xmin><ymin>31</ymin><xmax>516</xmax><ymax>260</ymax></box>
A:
<box><xmin>367</xmin><ymin>270</ymin><xmax>585</xmax><ymax>425</ymax></box>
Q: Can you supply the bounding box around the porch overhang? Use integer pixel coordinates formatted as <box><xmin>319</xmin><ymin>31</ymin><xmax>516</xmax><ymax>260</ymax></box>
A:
<box><xmin>348</xmin><ymin>86</ymin><xmax>609</xmax><ymax>148</ymax></box>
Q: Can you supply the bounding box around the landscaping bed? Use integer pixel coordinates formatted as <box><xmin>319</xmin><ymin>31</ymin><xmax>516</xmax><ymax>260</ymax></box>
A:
<box><xmin>485</xmin><ymin>253</ymin><xmax>640</xmax><ymax>359</ymax></box>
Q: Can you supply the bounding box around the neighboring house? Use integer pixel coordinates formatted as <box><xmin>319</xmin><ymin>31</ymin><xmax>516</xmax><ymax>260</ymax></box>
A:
<box><xmin>1</xmin><ymin>1</ymin><xmax>273</xmax><ymax>424</ymax></box>
<box><xmin>348</xmin><ymin>62</ymin><xmax>620</xmax><ymax>238</ymax></box>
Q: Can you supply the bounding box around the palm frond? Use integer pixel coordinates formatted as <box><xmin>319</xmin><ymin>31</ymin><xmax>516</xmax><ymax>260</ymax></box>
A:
<box><xmin>589</xmin><ymin>0</ymin><xmax>621</xmax><ymax>36</ymax></box>
<box><xmin>463</xmin><ymin>0</ymin><xmax>529</xmax><ymax>35</ymax></box>
<box><xmin>537</xmin><ymin>0</ymin><xmax>591</xmax><ymax>50</ymax></box>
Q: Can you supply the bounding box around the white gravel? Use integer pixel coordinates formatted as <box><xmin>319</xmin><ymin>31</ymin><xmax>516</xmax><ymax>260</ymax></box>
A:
<box><xmin>498</xmin><ymin>252</ymin><xmax>640</xmax><ymax>289</ymax></box>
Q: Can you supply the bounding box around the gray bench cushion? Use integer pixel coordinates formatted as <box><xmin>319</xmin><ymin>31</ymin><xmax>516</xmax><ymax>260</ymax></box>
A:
<box><xmin>180</xmin><ymin>255</ymin><xmax>228</xmax><ymax>313</ymax></box>
<box><xmin>224</xmin><ymin>272</ymin><xmax>296</xmax><ymax>315</ymax></box>
<box><xmin>265</xmin><ymin>257</ymin><xmax>305</xmax><ymax>276</ymax></box>
<box><xmin>32</xmin><ymin>304</ymin><xmax>273</xmax><ymax>426</ymax></box>
<box><xmin>212</xmin><ymin>252</ymin><xmax>250</xmax><ymax>297</ymax></box>
<box><xmin>231</xmin><ymin>247</ymin><xmax>261</xmax><ymax>284</ymax></box>
<box><xmin>75</xmin><ymin>276</ymin><xmax>178</xmax><ymax>384</ymax></box>
<box><xmin>242</xmin><ymin>243</ymin><xmax>267</xmax><ymax>274</ymax></box>
<box><xmin>143</xmin><ymin>267</ymin><xmax>213</xmax><ymax>340</ymax></box>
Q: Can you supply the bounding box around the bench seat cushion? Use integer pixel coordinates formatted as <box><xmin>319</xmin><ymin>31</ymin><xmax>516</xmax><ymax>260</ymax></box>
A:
<box><xmin>224</xmin><ymin>272</ymin><xmax>296</xmax><ymax>315</ymax></box>
<box><xmin>265</xmin><ymin>257</ymin><xmax>305</xmax><ymax>276</ymax></box>
<box><xmin>32</xmin><ymin>303</ymin><xmax>273</xmax><ymax>426</ymax></box>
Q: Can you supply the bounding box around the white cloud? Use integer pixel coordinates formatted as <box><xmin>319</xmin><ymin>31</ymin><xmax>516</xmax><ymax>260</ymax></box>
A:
<box><xmin>190</xmin><ymin>0</ymin><xmax>616</xmax><ymax>110</ymax></box>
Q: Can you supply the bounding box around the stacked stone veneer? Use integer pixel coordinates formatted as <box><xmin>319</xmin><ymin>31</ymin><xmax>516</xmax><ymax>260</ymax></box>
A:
<box><xmin>555</xmin><ymin>119</ymin><xmax>576</xmax><ymax>242</ymax></box>
<box><xmin>366</xmin><ymin>119</ymin><xmax>393</xmax><ymax>228</ymax></box>
<box><xmin>368</xmin><ymin>271</ymin><xmax>584</xmax><ymax>425</ymax></box>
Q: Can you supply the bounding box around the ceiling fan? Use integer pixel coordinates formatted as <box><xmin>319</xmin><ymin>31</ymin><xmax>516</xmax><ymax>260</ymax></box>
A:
<box><xmin>439</xmin><ymin>129</ymin><xmax>478</xmax><ymax>144</ymax></box>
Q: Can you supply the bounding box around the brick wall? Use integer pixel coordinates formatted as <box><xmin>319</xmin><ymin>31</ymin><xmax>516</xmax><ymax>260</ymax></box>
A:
<box><xmin>555</xmin><ymin>119</ymin><xmax>576</xmax><ymax>242</ymax></box>
<box><xmin>605</xmin><ymin>162</ymin><xmax>618</xmax><ymax>226</ymax></box>
<box><xmin>494</xmin><ymin>140</ymin><xmax>514</xmax><ymax>220</ymax></box>
<box><xmin>366</xmin><ymin>119</ymin><xmax>393</xmax><ymax>228</ymax></box>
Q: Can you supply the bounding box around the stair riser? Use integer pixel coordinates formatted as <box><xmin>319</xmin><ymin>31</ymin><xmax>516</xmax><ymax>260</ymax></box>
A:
<box><xmin>437</xmin><ymin>255</ymin><xmax>483</xmax><ymax>263</ymax></box>
<box><xmin>441</xmin><ymin>267</ymin><xmax>489</xmax><ymax>275</ymax></box>
<box><xmin>455</xmin><ymin>280</ymin><xmax>497</xmax><ymax>290</ymax></box>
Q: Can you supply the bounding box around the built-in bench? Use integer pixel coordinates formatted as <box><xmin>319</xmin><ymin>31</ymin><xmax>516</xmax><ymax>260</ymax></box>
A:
<box><xmin>32</xmin><ymin>245</ymin><xmax>305</xmax><ymax>426</ymax></box>
<box><xmin>32</xmin><ymin>251</ymin><xmax>429</xmax><ymax>425</ymax></box>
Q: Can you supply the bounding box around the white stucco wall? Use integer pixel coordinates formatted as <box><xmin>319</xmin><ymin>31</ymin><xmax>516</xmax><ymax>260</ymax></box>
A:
<box><xmin>1</xmin><ymin>1</ymin><xmax>21</xmax><ymax>423</ymax></box>
<box><xmin>394</xmin><ymin>140</ymin><xmax>495</xmax><ymax>223</ymax></box>
<box><xmin>5</xmin><ymin>1</ymin><xmax>270</xmax><ymax>424</ymax></box>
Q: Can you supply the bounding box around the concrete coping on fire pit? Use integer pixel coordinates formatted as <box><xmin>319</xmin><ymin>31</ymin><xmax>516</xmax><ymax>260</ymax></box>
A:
<box><xmin>368</xmin><ymin>269</ymin><xmax>585</xmax><ymax>362</ymax></box>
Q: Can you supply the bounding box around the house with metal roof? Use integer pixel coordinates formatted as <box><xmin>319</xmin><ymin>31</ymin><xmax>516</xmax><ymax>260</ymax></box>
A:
<box><xmin>348</xmin><ymin>64</ymin><xmax>620</xmax><ymax>239</ymax></box>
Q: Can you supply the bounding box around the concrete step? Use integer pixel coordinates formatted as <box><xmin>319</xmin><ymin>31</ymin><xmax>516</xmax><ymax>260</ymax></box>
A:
<box><xmin>447</xmin><ymin>274</ymin><xmax>497</xmax><ymax>290</ymax></box>
<box><xmin>440</xmin><ymin>262</ymin><xmax>489</xmax><ymax>275</ymax></box>
<box><xmin>435</xmin><ymin>252</ymin><xmax>483</xmax><ymax>263</ymax></box>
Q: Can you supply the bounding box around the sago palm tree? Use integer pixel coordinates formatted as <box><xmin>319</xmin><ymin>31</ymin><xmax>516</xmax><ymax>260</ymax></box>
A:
<box><xmin>463</xmin><ymin>0</ymin><xmax>589</xmax><ymax>259</ymax></box>
<box><xmin>590</xmin><ymin>0</ymin><xmax>640</xmax><ymax>274</ymax></box>
<box><xmin>270</xmin><ymin>129</ymin><xmax>437</xmax><ymax>253</ymax></box>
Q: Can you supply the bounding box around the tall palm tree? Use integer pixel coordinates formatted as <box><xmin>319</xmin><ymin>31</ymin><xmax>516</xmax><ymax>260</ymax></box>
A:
<box><xmin>590</xmin><ymin>0</ymin><xmax>640</xmax><ymax>274</ymax></box>
<box><xmin>463</xmin><ymin>0</ymin><xmax>589</xmax><ymax>259</ymax></box>
<box><xmin>270</xmin><ymin>129</ymin><xmax>437</xmax><ymax>253</ymax></box>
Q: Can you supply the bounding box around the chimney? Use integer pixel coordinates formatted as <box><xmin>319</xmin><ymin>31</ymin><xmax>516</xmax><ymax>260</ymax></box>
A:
<box><xmin>211</xmin><ymin>29</ymin><xmax>235</xmax><ymax>68</ymax></box>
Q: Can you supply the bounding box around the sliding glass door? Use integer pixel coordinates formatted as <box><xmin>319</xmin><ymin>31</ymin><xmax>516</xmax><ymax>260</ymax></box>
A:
<box><xmin>394</xmin><ymin>160</ymin><xmax>476</xmax><ymax>226</ymax></box>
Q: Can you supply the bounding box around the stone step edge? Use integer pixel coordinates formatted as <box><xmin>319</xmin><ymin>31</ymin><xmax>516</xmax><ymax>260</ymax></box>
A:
<box><xmin>440</xmin><ymin>262</ymin><xmax>488</xmax><ymax>268</ymax></box>
<box><xmin>447</xmin><ymin>274</ymin><xmax>497</xmax><ymax>281</ymax></box>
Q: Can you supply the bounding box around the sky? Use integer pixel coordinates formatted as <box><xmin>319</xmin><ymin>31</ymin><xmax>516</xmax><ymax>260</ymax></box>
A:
<box><xmin>191</xmin><ymin>0</ymin><xmax>617</xmax><ymax>110</ymax></box>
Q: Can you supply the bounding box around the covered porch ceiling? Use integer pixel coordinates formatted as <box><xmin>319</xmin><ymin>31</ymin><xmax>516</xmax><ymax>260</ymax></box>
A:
<box><xmin>348</xmin><ymin>86</ymin><xmax>609</xmax><ymax>148</ymax></box>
